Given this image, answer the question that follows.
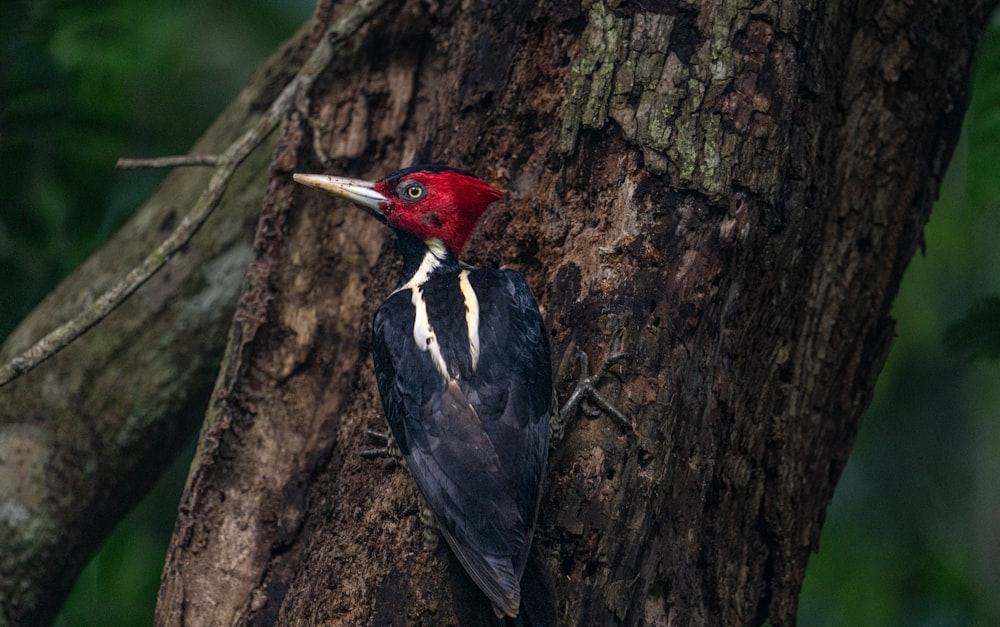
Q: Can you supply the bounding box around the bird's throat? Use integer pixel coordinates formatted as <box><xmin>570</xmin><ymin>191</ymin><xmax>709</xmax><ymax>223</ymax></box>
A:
<box><xmin>394</xmin><ymin>231</ymin><xmax>457</xmax><ymax>291</ymax></box>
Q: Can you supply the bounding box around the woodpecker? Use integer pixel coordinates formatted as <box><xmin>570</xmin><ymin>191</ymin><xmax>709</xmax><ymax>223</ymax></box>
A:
<box><xmin>294</xmin><ymin>165</ymin><xmax>554</xmax><ymax>623</ymax></box>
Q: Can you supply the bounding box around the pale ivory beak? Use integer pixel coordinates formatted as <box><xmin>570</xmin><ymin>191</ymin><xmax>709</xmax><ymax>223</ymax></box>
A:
<box><xmin>292</xmin><ymin>173</ymin><xmax>389</xmax><ymax>213</ymax></box>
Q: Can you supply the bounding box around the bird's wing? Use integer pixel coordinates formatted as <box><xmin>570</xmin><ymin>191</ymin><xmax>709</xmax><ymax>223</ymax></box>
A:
<box><xmin>372</xmin><ymin>269</ymin><xmax>552</xmax><ymax>616</ymax></box>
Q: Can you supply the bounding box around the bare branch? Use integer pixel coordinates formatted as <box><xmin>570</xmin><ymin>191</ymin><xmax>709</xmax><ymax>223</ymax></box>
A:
<box><xmin>116</xmin><ymin>155</ymin><xmax>220</xmax><ymax>168</ymax></box>
<box><xmin>0</xmin><ymin>0</ymin><xmax>394</xmax><ymax>389</ymax></box>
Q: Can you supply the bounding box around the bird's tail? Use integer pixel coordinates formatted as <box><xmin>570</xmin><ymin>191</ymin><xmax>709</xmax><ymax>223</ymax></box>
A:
<box><xmin>512</xmin><ymin>548</ymin><xmax>555</xmax><ymax>626</ymax></box>
<box><xmin>447</xmin><ymin>546</ymin><xmax>555</xmax><ymax>627</ymax></box>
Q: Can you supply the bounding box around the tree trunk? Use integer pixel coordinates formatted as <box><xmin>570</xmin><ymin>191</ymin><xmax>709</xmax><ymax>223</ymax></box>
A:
<box><xmin>153</xmin><ymin>0</ymin><xmax>995</xmax><ymax>624</ymax></box>
<box><xmin>1</xmin><ymin>0</ymin><xmax>991</xmax><ymax>625</ymax></box>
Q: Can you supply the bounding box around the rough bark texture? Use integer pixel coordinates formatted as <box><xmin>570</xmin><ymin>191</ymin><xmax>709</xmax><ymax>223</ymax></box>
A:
<box><xmin>1</xmin><ymin>0</ymin><xmax>991</xmax><ymax>625</ymax></box>
<box><xmin>0</xmin><ymin>30</ymin><xmax>311</xmax><ymax>627</ymax></box>
<box><xmin>152</xmin><ymin>0</ymin><xmax>994</xmax><ymax>625</ymax></box>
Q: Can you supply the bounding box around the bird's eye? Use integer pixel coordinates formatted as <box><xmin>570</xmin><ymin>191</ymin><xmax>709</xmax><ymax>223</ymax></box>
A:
<box><xmin>400</xmin><ymin>181</ymin><xmax>426</xmax><ymax>201</ymax></box>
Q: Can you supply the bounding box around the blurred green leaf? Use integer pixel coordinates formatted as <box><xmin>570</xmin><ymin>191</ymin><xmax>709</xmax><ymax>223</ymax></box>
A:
<box><xmin>967</xmin><ymin>22</ymin><xmax>1000</xmax><ymax>217</ymax></box>
<box><xmin>945</xmin><ymin>297</ymin><xmax>1000</xmax><ymax>362</ymax></box>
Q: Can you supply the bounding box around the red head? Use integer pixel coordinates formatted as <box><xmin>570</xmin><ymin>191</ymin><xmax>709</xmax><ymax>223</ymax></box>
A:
<box><xmin>293</xmin><ymin>165</ymin><xmax>503</xmax><ymax>255</ymax></box>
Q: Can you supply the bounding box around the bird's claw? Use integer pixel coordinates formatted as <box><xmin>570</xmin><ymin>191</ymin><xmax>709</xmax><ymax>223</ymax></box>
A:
<box><xmin>582</xmin><ymin>403</ymin><xmax>603</xmax><ymax>418</ymax></box>
<box><xmin>361</xmin><ymin>429</ymin><xmax>439</xmax><ymax>548</ymax></box>
<box><xmin>557</xmin><ymin>337</ymin><xmax>632</xmax><ymax>434</ymax></box>
<box><xmin>358</xmin><ymin>428</ymin><xmax>401</xmax><ymax>469</ymax></box>
<box><xmin>419</xmin><ymin>502</ymin><xmax>440</xmax><ymax>550</ymax></box>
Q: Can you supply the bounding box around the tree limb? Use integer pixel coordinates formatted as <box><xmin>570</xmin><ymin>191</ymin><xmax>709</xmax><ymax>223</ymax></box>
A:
<box><xmin>116</xmin><ymin>155</ymin><xmax>221</xmax><ymax>168</ymax></box>
<box><xmin>0</xmin><ymin>0</ymin><xmax>393</xmax><ymax>389</ymax></box>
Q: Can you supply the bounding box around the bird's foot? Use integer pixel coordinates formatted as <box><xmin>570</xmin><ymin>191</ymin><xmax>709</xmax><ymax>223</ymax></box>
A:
<box><xmin>419</xmin><ymin>502</ymin><xmax>440</xmax><ymax>550</ymax></box>
<box><xmin>360</xmin><ymin>430</ymin><xmax>438</xmax><ymax>548</ymax></box>
<box><xmin>555</xmin><ymin>334</ymin><xmax>631</xmax><ymax>440</ymax></box>
<box><xmin>358</xmin><ymin>428</ymin><xmax>402</xmax><ymax>470</ymax></box>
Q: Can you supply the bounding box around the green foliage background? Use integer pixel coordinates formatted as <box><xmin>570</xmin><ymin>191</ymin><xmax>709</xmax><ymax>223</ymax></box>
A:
<box><xmin>1</xmin><ymin>3</ymin><xmax>998</xmax><ymax>625</ymax></box>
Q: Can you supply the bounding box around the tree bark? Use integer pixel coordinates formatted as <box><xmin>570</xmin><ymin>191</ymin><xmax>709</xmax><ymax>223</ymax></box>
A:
<box><xmin>1</xmin><ymin>0</ymin><xmax>991</xmax><ymax>625</ymax></box>
<box><xmin>153</xmin><ymin>0</ymin><xmax>995</xmax><ymax>625</ymax></box>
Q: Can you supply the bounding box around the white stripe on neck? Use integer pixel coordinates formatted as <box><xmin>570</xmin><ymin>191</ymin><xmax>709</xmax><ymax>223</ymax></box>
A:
<box><xmin>458</xmin><ymin>271</ymin><xmax>480</xmax><ymax>370</ymax></box>
<box><xmin>411</xmin><ymin>286</ymin><xmax>449</xmax><ymax>378</ymax></box>
<box><xmin>397</xmin><ymin>240</ymin><xmax>446</xmax><ymax>293</ymax></box>
<box><xmin>406</xmin><ymin>239</ymin><xmax>449</xmax><ymax>378</ymax></box>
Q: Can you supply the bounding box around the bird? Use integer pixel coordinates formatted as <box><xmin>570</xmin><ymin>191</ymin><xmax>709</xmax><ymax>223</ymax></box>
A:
<box><xmin>294</xmin><ymin>164</ymin><xmax>555</xmax><ymax>624</ymax></box>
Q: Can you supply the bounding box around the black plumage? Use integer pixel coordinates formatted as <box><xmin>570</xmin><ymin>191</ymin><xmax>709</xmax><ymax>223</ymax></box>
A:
<box><xmin>372</xmin><ymin>246</ymin><xmax>551</xmax><ymax>615</ymax></box>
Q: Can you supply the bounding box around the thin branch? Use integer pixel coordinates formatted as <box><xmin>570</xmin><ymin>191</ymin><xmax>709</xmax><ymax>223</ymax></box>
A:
<box><xmin>116</xmin><ymin>155</ymin><xmax>220</xmax><ymax>168</ymax></box>
<box><xmin>0</xmin><ymin>0</ymin><xmax>394</xmax><ymax>388</ymax></box>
